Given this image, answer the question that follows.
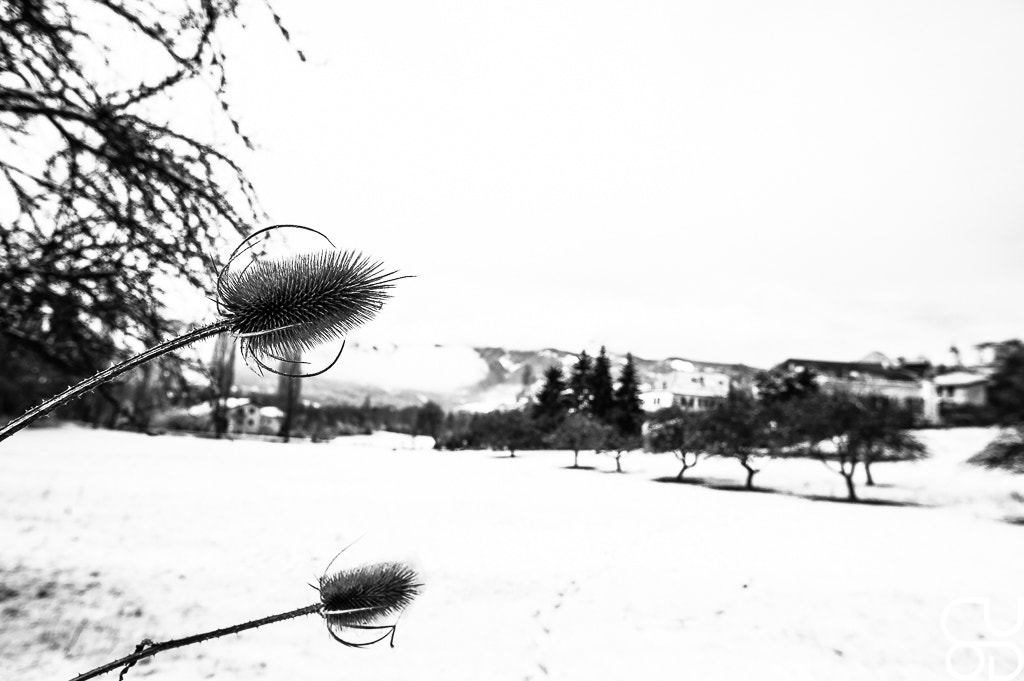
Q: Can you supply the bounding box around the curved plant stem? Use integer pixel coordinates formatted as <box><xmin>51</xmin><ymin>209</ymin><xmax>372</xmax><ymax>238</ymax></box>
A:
<box><xmin>0</xmin><ymin>320</ymin><xmax>232</xmax><ymax>445</ymax></box>
<box><xmin>68</xmin><ymin>602</ymin><xmax>323</xmax><ymax>681</ymax></box>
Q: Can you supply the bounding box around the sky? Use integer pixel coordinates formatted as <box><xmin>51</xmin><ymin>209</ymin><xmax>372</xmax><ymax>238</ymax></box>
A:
<box><xmin>179</xmin><ymin>0</ymin><xmax>1024</xmax><ymax>368</ymax></box>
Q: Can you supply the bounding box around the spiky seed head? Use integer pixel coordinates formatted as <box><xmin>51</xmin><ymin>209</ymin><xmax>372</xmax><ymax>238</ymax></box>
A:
<box><xmin>218</xmin><ymin>249</ymin><xmax>402</xmax><ymax>360</ymax></box>
<box><xmin>320</xmin><ymin>562</ymin><xmax>421</xmax><ymax>627</ymax></box>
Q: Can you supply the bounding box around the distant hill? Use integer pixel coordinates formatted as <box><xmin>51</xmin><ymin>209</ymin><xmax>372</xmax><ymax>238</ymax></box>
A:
<box><xmin>231</xmin><ymin>342</ymin><xmax>764</xmax><ymax>412</ymax></box>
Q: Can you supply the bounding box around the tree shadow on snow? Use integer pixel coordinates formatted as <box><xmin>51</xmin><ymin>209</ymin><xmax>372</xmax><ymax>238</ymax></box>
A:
<box><xmin>652</xmin><ymin>475</ymin><xmax>740</xmax><ymax>488</ymax></box>
<box><xmin>562</xmin><ymin>465</ymin><xmax>597</xmax><ymax>471</ymax></box>
<box><xmin>797</xmin><ymin>494</ymin><xmax>928</xmax><ymax>508</ymax></box>
<box><xmin>1001</xmin><ymin>515</ymin><xmax>1024</xmax><ymax>527</ymax></box>
<box><xmin>703</xmin><ymin>483</ymin><xmax>782</xmax><ymax>495</ymax></box>
<box><xmin>652</xmin><ymin>476</ymin><xmax>927</xmax><ymax>507</ymax></box>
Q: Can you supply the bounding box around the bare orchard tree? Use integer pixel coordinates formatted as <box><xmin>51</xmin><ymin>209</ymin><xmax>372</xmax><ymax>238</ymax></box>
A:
<box><xmin>545</xmin><ymin>413</ymin><xmax>613</xmax><ymax>468</ymax></box>
<box><xmin>604</xmin><ymin>430</ymin><xmax>642</xmax><ymax>474</ymax></box>
<box><xmin>794</xmin><ymin>393</ymin><xmax>926</xmax><ymax>501</ymax></box>
<box><xmin>476</xmin><ymin>409</ymin><xmax>542</xmax><ymax>458</ymax></box>
<box><xmin>858</xmin><ymin>397</ymin><xmax>927</xmax><ymax>486</ymax></box>
<box><xmin>704</xmin><ymin>394</ymin><xmax>774</xmax><ymax>490</ymax></box>
<box><xmin>645</xmin><ymin>407</ymin><xmax>713</xmax><ymax>481</ymax></box>
<box><xmin>0</xmin><ymin>0</ymin><xmax>298</xmax><ymax>413</ymax></box>
<box><xmin>790</xmin><ymin>393</ymin><xmax>863</xmax><ymax>501</ymax></box>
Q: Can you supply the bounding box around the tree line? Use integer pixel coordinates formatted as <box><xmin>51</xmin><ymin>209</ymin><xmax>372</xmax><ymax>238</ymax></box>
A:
<box><xmin>434</xmin><ymin>353</ymin><xmax>939</xmax><ymax>502</ymax></box>
<box><xmin>646</xmin><ymin>379</ymin><xmax>926</xmax><ymax>501</ymax></box>
<box><xmin>436</xmin><ymin>347</ymin><xmax>645</xmax><ymax>469</ymax></box>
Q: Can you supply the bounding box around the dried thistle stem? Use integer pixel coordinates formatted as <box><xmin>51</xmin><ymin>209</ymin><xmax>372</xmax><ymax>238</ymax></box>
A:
<box><xmin>68</xmin><ymin>602</ymin><xmax>323</xmax><ymax>681</ymax></box>
<box><xmin>0</xmin><ymin>320</ymin><xmax>232</xmax><ymax>445</ymax></box>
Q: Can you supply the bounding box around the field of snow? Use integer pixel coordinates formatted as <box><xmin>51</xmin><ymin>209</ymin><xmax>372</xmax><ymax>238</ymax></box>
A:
<box><xmin>2</xmin><ymin>425</ymin><xmax>1023</xmax><ymax>680</ymax></box>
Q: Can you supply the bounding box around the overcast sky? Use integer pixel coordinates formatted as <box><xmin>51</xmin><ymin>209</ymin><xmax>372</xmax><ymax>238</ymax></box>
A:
<box><xmin>196</xmin><ymin>0</ymin><xmax>1024</xmax><ymax>368</ymax></box>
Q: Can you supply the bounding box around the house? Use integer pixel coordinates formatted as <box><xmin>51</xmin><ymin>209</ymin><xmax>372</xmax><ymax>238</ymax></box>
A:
<box><xmin>640</xmin><ymin>362</ymin><xmax>731</xmax><ymax>412</ymax></box>
<box><xmin>774</xmin><ymin>358</ymin><xmax>925</xmax><ymax>407</ymax></box>
<box><xmin>926</xmin><ymin>339</ymin><xmax>1020</xmax><ymax>416</ymax></box>
<box><xmin>187</xmin><ymin>398</ymin><xmax>282</xmax><ymax>435</ymax></box>
<box><xmin>257</xmin><ymin>405</ymin><xmax>286</xmax><ymax>433</ymax></box>
<box><xmin>973</xmin><ymin>339</ymin><xmax>1021</xmax><ymax>371</ymax></box>
<box><xmin>932</xmin><ymin>371</ymin><xmax>988</xmax><ymax>407</ymax></box>
<box><xmin>228</xmin><ymin>400</ymin><xmax>262</xmax><ymax>434</ymax></box>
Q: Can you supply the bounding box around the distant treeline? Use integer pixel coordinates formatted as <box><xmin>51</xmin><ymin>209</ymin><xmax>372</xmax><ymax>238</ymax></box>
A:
<box><xmin>435</xmin><ymin>347</ymin><xmax>644</xmax><ymax>455</ymax></box>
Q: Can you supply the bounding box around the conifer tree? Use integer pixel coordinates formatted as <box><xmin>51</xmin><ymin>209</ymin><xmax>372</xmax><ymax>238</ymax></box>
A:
<box><xmin>210</xmin><ymin>333</ymin><xmax>237</xmax><ymax>439</ymax></box>
<box><xmin>568</xmin><ymin>350</ymin><xmax>594</xmax><ymax>414</ymax></box>
<box><xmin>589</xmin><ymin>346</ymin><xmax>616</xmax><ymax>424</ymax></box>
<box><xmin>532</xmin><ymin>365</ymin><xmax>569</xmax><ymax>433</ymax></box>
<box><xmin>613</xmin><ymin>352</ymin><xmax>645</xmax><ymax>437</ymax></box>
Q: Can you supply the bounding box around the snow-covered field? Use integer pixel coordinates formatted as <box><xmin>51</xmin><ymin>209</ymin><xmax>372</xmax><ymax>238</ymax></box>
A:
<box><xmin>2</xmin><ymin>425</ymin><xmax>1023</xmax><ymax>680</ymax></box>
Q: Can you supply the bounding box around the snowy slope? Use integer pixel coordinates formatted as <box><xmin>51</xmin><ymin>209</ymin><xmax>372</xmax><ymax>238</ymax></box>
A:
<box><xmin>231</xmin><ymin>342</ymin><xmax>762</xmax><ymax>412</ymax></box>
<box><xmin>2</xmin><ymin>426</ymin><xmax>1023</xmax><ymax>681</ymax></box>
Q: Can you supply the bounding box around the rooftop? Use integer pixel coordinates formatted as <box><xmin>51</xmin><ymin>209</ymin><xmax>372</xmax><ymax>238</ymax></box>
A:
<box><xmin>779</xmin><ymin>359</ymin><xmax>920</xmax><ymax>383</ymax></box>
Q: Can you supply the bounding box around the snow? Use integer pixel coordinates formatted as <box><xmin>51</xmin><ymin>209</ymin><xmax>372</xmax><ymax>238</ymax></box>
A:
<box><xmin>670</xmin><ymin>359</ymin><xmax>696</xmax><ymax>372</ymax></box>
<box><xmin>456</xmin><ymin>383</ymin><xmax>529</xmax><ymax>413</ymax></box>
<box><xmin>497</xmin><ymin>355</ymin><xmax>521</xmax><ymax>374</ymax></box>
<box><xmin>258</xmin><ymin>406</ymin><xmax>285</xmax><ymax>419</ymax></box>
<box><xmin>299</xmin><ymin>342</ymin><xmax>490</xmax><ymax>394</ymax></box>
<box><xmin>2</xmin><ymin>426</ymin><xmax>1023</xmax><ymax>681</ymax></box>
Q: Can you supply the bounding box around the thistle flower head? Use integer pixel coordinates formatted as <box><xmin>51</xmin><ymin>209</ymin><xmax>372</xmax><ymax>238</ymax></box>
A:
<box><xmin>214</xmin><ymin>225</ymin><xmax>405</xmax><ymax>376</ymax></box>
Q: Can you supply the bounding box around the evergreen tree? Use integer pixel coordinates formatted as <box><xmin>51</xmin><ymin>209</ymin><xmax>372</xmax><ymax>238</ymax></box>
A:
<box><xmin>988</xmin><ymin>341</ymin><xmax>1024</xmax><ymax>425</ymax></box>
<box><xmin>532</xmin><ymin>365</ymin><xmax>569</xmax><ymax>432</ymax></box>
<box><xmin>755</xmin><ymin>366</ymin><xmax>820</xmax><ymax>404</ymax></box>
<box><xmin>613</xmin><ymin>353</ymin><xmax>645</xmax><ymax>437</ymax></box>
<box><xmin>414</xmin><ymin>401</ymin><xmax>445</xmax><ymax>441</ymax></box>
<box><xmin>588</xmin><ymin>346</ymin><xmax>615</xmax><ymax>423</ymax></box>
<box><xmin>568</xmin><ymin>350</ymin><xmax>593</xmax><ymax>413</ymax></box>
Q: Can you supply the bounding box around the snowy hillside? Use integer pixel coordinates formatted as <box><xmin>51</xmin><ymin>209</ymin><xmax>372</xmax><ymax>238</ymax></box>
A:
<box><xmin>231</xmin><ymin>342</ymin><xmax>763</xmax><ymax>412</ymax></box>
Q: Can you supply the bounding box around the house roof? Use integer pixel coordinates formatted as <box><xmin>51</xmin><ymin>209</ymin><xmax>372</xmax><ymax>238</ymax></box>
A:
<box><xmin>975</xmin><ymin>339</ymin><xmax>1021</xmax><ymax>349</ymax></box>
<box><xmin>779</xmin><ymin>359</ymin><xmax>920</xmax><ymax>383</ymax></box>
<box><xmin>187</xmin><ymin>397</ymin><xmax>252</xmax><ymax>417</ymax></box>
<box><xmin>933</xmin><ymin>371</ymin><xmax>988</xmax><ymax>387</ymax></box>
<box><xmin>858</xmin><ymin>351</ymin><xmax>894</xmax><ymax>366</ymax></box>
<box><xmin>259</xmin><ymin>406</ymin><xmax>286</xmax><ymax>418</ymax></box>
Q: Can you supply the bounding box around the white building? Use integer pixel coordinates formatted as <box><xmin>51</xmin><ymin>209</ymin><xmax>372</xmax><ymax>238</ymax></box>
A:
<box><xmin>640</xmin><ymin>363</ymin><xmax>731</xmax><ymax>412</ymax></box>
<box><xmin>932</xmin><ymin>371</ymin><xmax>988</xmax><ymax>407</ymax></box>
<box><xmin>188</xmin><ymin>398</ymin><xmax>285</xmax><ymax>435</ymax></box>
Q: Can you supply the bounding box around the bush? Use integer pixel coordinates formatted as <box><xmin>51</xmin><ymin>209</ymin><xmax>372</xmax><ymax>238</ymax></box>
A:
<box><xmin>939</xmin><ymin>403</ymin><xmax>997</xmax><ymax>428</ymax></box>
<box><xmin>969</xmin><ymin>426</ymin><xmax>1024</xmax><ymax>473</ymax></box>
<box><xmin>152</xmin><ymin>409</ymin><xmax>208</xmax><ymax>433</ymax></box>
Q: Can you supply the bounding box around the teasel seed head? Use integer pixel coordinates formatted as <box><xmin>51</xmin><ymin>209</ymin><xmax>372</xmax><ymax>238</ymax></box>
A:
<box><xmin>319</xmin><ymin>562</ymin><xmax>422</xmax><ymax>628</ymax></box>
<box><xmin>214</xmin><ymin>226</ymin><xmax>406</xmax><ymax>375</ymax></box>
